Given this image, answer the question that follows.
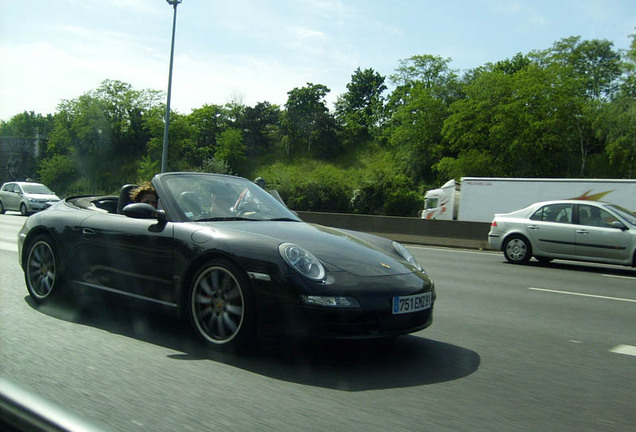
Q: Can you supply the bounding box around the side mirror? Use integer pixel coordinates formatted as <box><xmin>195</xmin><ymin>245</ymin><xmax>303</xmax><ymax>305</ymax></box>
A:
<box><xmin>123</xmin><ymin>203</ymin><xmax>167</xmax><ymax>223</ymax></box>
<box><xmin>611</xmin><ymin>220</ymin><xmax>627</xmax><ymax>231</ymax></box>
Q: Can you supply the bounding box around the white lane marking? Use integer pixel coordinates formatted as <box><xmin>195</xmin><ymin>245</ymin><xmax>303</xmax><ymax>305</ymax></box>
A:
<box><xmin>529</xmin><ymin>287</ymin><xmax>636</xmax><ymax>303</ymax></box>
<box><xmin>602</xmin><ymin>274</ymin><xmax>636</xmax><ymax>280</ymax></box>
<box><xmin>0</xmin><ymin>241</ymin><xmax>17</xmax><ymax>253</ymax></box>
<box><xmin>610</xmin><ymin>345</ymin><xmax>636</xmax><ymax>357</ymax></box>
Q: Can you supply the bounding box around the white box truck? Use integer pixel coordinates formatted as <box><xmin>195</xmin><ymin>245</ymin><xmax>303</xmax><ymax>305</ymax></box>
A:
<box><xmin>421</xmin><ymin>177</ymin><xmax>636</xmax><ymax>223</ymax></box>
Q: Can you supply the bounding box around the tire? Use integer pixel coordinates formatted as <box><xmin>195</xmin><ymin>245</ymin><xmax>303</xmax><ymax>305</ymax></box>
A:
<box><xmin>503</xmin><ymin>235</ymin><xmax>532</xmax><ymax>264</ymax></box>
<box><xmin>0</xmin><ymin>200</ymin><xmax>4</xmax><ymax>214</ymax></box>
<box><xmin>25</xmin><ymin>235</ymin><xmax>61</xmax><ymax>304</ymax></box>
<box><xmin>20</xmin><ymin>202</ymin><xmax>28</xmax><ymax>216</ymax></box>
<box><xmin>188</xmin><ymin>259</ymin><xmax>255</xmax><ymax>352</ymax></box>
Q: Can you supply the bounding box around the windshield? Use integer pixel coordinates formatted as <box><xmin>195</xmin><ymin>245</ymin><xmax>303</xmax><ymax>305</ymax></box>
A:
<box><xmin>21</xmin><ymin>184</ymin><xmax>54</xmax><ymax>195</ymax></box>
<box><xmin>424</xmin><ymin>197</ymin><xmax>438</xmax><ymax>209</ymax></box>
<box><xmin>606</xmin><ymin>204</ymin><xmax>636</xmax><ymax>226</ymax></box>
<box><xmin>160</xmin><ymin>173</ymin><xmax>301</xmax><ymax>222</ymax></box>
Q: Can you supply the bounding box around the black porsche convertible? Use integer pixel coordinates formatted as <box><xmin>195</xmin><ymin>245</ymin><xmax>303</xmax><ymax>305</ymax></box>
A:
<box><xmin>18</xmin><ymin>172</ymin><xmax>436</xmax><ymax>351</ymax></box>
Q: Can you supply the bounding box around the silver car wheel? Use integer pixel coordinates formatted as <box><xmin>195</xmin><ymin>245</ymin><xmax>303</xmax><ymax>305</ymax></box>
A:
<box><xmin>503</xmin><ymin>236</ymin><xmax>531</xmax><ymax>264</ymax></box>
<box><xmin>26</xmin><ymin>238</ymin><xmax>58</xmax><ymax>302</ymax></box>
<box><xmin>190</xmin><ymin>262</ymin><xmax>250</xmax><ymax>346</ymax></box>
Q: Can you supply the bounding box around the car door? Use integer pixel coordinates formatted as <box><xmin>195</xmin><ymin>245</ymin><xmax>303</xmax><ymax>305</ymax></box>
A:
<box><xmin>5</xmin><ymin>183</ymin><xmax>19</xmax><ymax>210</ymax></box>
<box><xmin>525</xmin><ymin>203</ymin><xmax>577</xmax><ymax>257</ymax></box>
<box><xmin>73</xmin><ymin>212</ymin><xmax>177</xmax><ymax>306</ymax></box>
<box><xmin>574</xmin><ymin>204</ymin><xmax>632</xmax><ymax>262</ymax></box>
<box><xmin>0</xmin><ymin>183</ymin><xmax>12</xmax><ymax>209</ymax></box>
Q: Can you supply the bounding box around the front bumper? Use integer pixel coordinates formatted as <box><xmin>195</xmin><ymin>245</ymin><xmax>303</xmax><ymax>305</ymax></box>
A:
<box><xmin>27</xmin><ymin>201</ymin><xmax>57</xmax><ymax>212</ymax></box>
<box><xmin>250</xmin><ymin>261</ymin><xmax>436</xmax><ymax>341</ymax></box>
<box><xmin>257</xmin><ymin>297</ymin><xmax>435</xmax><ymax>340</ymax></box>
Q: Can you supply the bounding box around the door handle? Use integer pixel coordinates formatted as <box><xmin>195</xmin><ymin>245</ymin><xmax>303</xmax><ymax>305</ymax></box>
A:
<box><xmin>82</xmin><ymin>228</ymin><xmax>96</xmax><ymax>236</ymax></box>
<box><xmin>576</xmin><ymin>229</ymin><xmax>588</xmax><ymax>235</ymax></box>
<box><xmin>528</xmin><ymin>225</ymin><xmax>539</xmax><ymax>230</ymax></box>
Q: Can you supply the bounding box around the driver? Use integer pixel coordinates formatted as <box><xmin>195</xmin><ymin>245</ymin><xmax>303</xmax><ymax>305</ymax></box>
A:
<box><xmin>208</xmin><ymin>184</ymin><xmax>236</xmax><ymax>217</ymax></box>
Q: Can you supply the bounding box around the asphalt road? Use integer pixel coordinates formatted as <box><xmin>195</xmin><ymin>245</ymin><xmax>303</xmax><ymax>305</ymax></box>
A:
<box><xmin>1</xmin><ymin>212</ymin><xmax>635</xmax><ymax>432</ymax></box>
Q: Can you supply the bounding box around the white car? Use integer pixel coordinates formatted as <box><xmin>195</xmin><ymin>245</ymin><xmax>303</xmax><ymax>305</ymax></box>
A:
<box><xmin>0</xmin><ymin>182</ymin><xmax>61</xmax><ymax>216</ymax></box>
<box><xmin>488</xmin><ymin>200</ymin><xmax>636</xmax><ymax>267</ymax></box>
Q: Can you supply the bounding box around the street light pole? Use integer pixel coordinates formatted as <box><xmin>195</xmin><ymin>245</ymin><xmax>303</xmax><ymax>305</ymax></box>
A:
<box><xmin>161</xmin><ymin>0</ymin><xmax>182</xmax><ymax>173</ymax></box>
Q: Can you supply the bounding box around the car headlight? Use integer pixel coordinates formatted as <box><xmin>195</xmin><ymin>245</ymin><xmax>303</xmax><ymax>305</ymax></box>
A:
<box><xmin>279</xmin><ymin>243</ymin><xmax>326</xmax><ymax>281</ymax></box>
<box><xmin>392</xmin><ymin>241</ymin><xmax>424</xmax><ymax>272</ymax></box>
<box><xmin>300</xmin><ymin>295</ymin><xmax>360</xmax><ymax>308</ymax></box>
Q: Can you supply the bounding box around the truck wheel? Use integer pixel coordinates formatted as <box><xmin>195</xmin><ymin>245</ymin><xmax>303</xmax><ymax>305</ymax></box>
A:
<box><xmin>503</xmin><ymin>235</ymin><xmax>531</xmax><ymax>264</ymax></box>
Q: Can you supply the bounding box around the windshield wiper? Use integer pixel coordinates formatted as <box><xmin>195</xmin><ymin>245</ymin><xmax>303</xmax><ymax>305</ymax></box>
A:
<box><xmin>265</xmin><ymin>217</ymin><xmax>301</xmax><ymax>222</ymax></box>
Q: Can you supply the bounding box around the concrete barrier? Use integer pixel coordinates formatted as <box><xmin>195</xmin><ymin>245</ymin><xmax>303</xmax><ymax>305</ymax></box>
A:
<box><xmin>296</xmin><ymin>211</ymin><xmax>492</xmax><ymax>250</ymax></box>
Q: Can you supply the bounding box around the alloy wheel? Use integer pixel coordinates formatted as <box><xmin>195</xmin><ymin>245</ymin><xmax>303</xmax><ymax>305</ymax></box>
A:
<box><xmin>26</xmin><ymin>239</ymin><xmax>57</xmax><ymax>301</ymax></box>
<box><xmin>191</xmin><ymin>264</ymin><xmax>246</xmax><ymax>345</ymax></box>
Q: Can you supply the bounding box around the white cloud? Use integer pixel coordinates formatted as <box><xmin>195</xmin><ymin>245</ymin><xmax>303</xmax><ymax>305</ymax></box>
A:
<box><xmin>291</xmin><ymin>27</ymin><xmax>329</xmax><ymax>40</ymax></box>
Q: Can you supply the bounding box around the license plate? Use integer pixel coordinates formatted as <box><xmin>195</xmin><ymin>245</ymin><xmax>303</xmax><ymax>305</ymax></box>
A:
<box><xmin>392</xmin><ymin>292</ymin><xmax>432</xmax><ymax>315</ymax></box>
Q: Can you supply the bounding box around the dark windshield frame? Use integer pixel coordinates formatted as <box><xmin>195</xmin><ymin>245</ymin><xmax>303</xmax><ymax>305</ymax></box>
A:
<box><xmin>153</xmin><ymin>172</ymin><xmax>301</xmax><ymax>223</ymax></box>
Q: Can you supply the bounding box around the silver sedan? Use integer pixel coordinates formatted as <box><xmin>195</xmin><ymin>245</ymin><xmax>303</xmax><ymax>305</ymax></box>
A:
<box><xmin>488</xmin><ymin>200</ymin><xmax>636</xmax><ymax>266</ymax></box>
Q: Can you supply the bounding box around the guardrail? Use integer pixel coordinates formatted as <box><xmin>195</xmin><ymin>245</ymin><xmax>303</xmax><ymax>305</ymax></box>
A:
<box><xmin>296</xmin><ymin>211</ymin><xmax>492</xmax><ymax>250</ymax></box>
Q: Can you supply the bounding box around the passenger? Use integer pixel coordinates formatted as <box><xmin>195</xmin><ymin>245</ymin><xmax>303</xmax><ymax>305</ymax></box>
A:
<box><xmin>588</xmin><ymin>207</ymin><xmax>604</xmax><ymax>227</ymax></box>
<box><xmin>130</xmin><ymin>182</ymin><xmax>158</xmax><ymax>209</ymax></box>
<box><xmin>254</xmin><ymin>177</ymin><xmax>266</xmax><ymax>189</ymax></box>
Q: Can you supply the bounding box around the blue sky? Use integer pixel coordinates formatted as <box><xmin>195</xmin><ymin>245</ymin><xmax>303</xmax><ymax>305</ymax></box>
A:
<box><xmin>1</xmin><ymin>0</ymin><xmax>635</xmax><ymax>121</ymax></box>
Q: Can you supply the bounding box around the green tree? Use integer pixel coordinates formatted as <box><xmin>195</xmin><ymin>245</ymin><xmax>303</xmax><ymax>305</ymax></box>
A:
<box><xmin>237</xmin><ymin>101</ymin><xmax>282</xmax><ymax>157</ymax></box>
<box><xmin>388</xmin><ymin>85</ymin><xmax>448</xmax><ymax>183</ymax></box>
<box><xmin>0</xmin><ymin>111</ymin><xmax>54</xmax><ymax>139</ymax></box>
<box><xmin>38</xmin><ymin>154</ymin><xmax>76</xmax><ymax>192</ymax></box>
<box><xmin>41</xmin><ymin>80</ymin><xmax>163</xmax><ymax>191</ymax></box>
<box><xmin>531</xmin><ymin>37</ymin><xmax>623</xmax><ymax>175</ymax></box>
<box><xmin>335</xmin><ymin>68</ymin><xmax>387</xmax><ymax>147</ymax></box>
<box><xmin>384</xmin><ymin>55</ymin><xmax>460</xmax><ymax>183</ymax></box>
<box><xmin>441</xmin><ymin>39</ymin><xmax>624</xmax><ymax>180</ymax></box>
<box><xmin>148</xmin><ymin>111</ymin><xmax>198</xmax><ymax>172</ymax></box>
<box><xmin>282</xmin><ymin>83</ymin><xmax>338</xmax><ymax>157</ymax></box>
<box><xmin>602</xmin><ymin>32</ymin><xmax>636</xmax><ymax>177</ymax></box>
<box><xmin>215</xmin><ymin>128</ymin><xmax>247</xmax><ymax>174</ymax></box>
<box><xmin>388</xmin><ymin>55</ymin><xmax>460</xmax><ymax>110</ymax></box>
<box><xmin>186</xmin><ymin>104</ymin><xmax>231</xmax><ymax>161</ymax></box>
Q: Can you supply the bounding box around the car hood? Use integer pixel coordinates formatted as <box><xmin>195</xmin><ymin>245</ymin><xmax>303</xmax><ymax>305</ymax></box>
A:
<box><xmin>26</xmin><ymin>194</ymin><xmax>60</xmax><ymax>201</ymax></box>
<box><xmin>195</xmin><ymin>221</ymin><xmax>415</xmax><ymax>277</ymax></box>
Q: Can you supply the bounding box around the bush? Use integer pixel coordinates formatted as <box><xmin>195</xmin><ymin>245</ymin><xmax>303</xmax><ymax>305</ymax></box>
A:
<box><xmin>383</xmin><ymin>190</ymin><xmax>422</xmax><ymax>216</ymax></box>
<box><xmin>349</xmin><ymin>171</ymin><xmax>423</xmax><ymax>216</ymax></box>
<box><xmin>255</xmin><ymin>158</ymin><xmax>423</xmax><ymax>216</ymax></box>
<box><xmin>201</xmin><ymin>157</ymin><xmax>233</xmax><ymax>175</ymax></box>
<box><xmin>38</xmin><ymin>155</ymin><xmax>77</xmax><ymax>194</ymax></box>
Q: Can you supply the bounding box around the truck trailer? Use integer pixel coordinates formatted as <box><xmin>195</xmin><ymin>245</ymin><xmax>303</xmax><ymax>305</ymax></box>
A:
<box><xmin>421</xmin><ymin>177</ymin><xmax>636</xmax><ymax>223</ymax></box>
